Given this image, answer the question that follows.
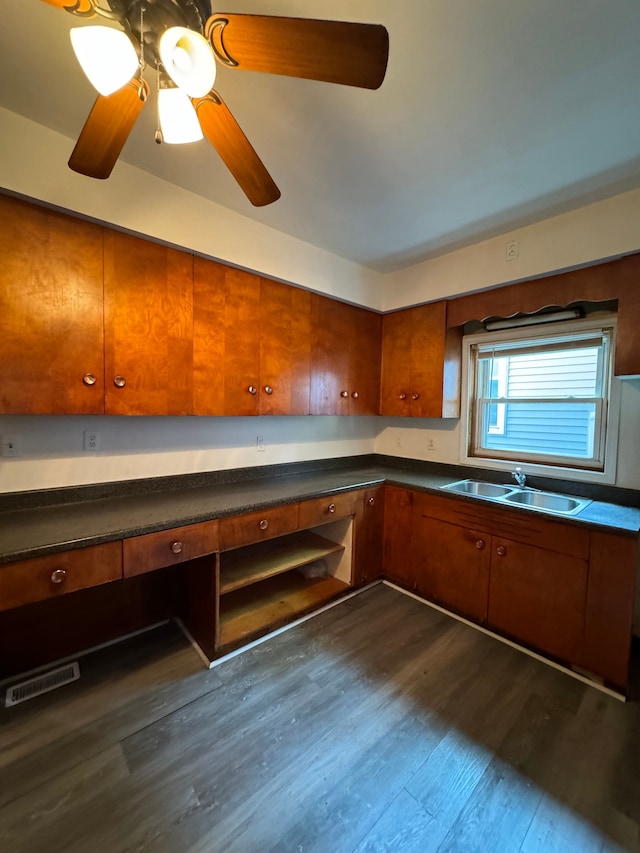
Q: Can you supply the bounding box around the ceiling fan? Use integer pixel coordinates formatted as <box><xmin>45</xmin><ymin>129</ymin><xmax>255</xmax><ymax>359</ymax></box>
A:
<box><xmin>40</xmin><ymin>0</ymin><xmax>389</xmax><ymax>206</ymax></box>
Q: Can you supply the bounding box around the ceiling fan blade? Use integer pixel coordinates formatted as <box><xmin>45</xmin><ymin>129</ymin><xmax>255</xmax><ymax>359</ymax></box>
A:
<box><xmin>193</xmin><ymin>91</ymin><xmax>280</xmax><ymax>207</ymax></box>
<box><xmin>68</xmin><ymin>78</ymin><xmax>148</xmax><ymax>180</ymax></box>
<box><xmin>206</xmin><ymin>14</ymin><xmax>389</xmax><ymax>90</ymax></box>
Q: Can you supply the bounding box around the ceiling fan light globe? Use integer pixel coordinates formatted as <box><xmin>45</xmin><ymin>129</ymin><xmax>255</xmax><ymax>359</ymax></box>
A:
<box><xmin>159</xmin><ymin>27</ymin><xmax>216</xmax><ymax>98</ymax></box>
<box><xmin>158</xmin><ymin>88</ymin><xmax>203</xmax><ymax>144</ymax></box>
<box><xmin>70</xmin><ymin>26</ymin><xmax>138</xmax><ymax>97</ymax></box>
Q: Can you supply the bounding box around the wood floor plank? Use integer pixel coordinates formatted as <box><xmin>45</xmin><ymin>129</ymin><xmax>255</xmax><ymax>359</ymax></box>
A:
<box><xmin>0</xmin><ymin>624</ymin><xmax>224</xmax><ymax>808</ymax></box>
<box><xmin>353</xmin><ymin>788</ymin><xmax>438</xmax><ymax>853</ymax></box>
<box><xmin>1</xmin><ymin>586</ymin><xmax>638</xmax><ymax>853</ymax></box>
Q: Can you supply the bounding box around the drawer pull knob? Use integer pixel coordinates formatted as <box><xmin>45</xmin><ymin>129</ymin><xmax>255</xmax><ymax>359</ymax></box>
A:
<box><xmin>351</xmin><ymin>391</ymin><xmax>359</xmax><ymax>399</ymax></box>
<box><xmin>263</xmin><ymin>385</ymin><xmax>273</xmax><ymax>395</ymax></box>
<box><xmin>475</xmin><ymin>539</ymin><xmax>485</xmax><ymax>550</ymax></box>
<box><xmin>50</xmin><ymin>568</ymin><xmax>67</xmax><ymax>584</ymax></box>
<box><xmin>170</xmin><ymin>541</ymin><xmax>184</xmax><ymax>554</ymax></box>
<box><xmin>496</xmin><ymin>545</ymin><xmax>507</xmax><ymax>557</ymax></box>
<box><xmin>328</xmin><ymin>503</ymin><xmax>336</xmax><ymax>513</ymax></box>
<box><xmin>259</xmin><ymin>519</ymin><xmax>269</xmax><ymax>530</ymax></box>
<box><xmin>340</xmin><ymin>390</ymin><xmax>349</xmax><ymax>398</ymax></box>
<box><xmin>83</xmin><ymin>373</ymin><xmax>97</xmax><ymax>386</ymax></box>
<box><xmin>411</xmin><ymin>392</ymin><xmax>420</xmax><ymax>401</ymax></box>
<box><xmin>114</xmin><ymin>375</ymin><xmax>126</xmax><ymax>388</ymax></box>
<box><xmin>248</xmin><ymin>385</ymin><xmax>257</xmax><ymax>395</ymax></box>
<box><xmin>368</xmin><ymin>497</ymin><xmax>375</xmax><ymax>506</ymax></box>
<box><xmin>398</xmin><ymin>393</ymin><xmax>407</xmax><ymax>400</ymax></box>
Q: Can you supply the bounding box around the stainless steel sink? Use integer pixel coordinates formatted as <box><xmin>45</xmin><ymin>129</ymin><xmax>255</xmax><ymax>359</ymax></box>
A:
<box><xmin>441</xmin><ymin>480</ymin><xmax>516</xmax><ymax>498</ymax></box>
<box><xmin>500</xmin><ymin>489</ymin><xmax>591</xmax><ymax>515</ymax></box>
<box><xmin>440</xmin><ymin>479</ymin><xmax>591</xmax><ymax>516</ymax></box>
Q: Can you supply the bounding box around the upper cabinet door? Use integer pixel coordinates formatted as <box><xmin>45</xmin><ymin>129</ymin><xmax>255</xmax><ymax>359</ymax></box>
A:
<box><xmin>310</xmin><ymin>294</ymin><xmax>351</xmax><ymax>415</ymax></box>
<box><xmin>193</xmin><ymin>258</ymin><xmax>260</xmax><ymax>416</ymax></box>
<box><xmin>0</xmin><ymin>195</ymin><xmax>104</xmax><ymax>414</ymax></box>
<box><xmin>260</xmin><ymin>279</ymin><xmax>310</xmax><ymax>415</ymax></box>
<box><xmin>104</xmin><ymin>231</ymin><xmax>193</xmax><ymax>416</ymax></box>
<box><xmin>381</xmin><ymin>301</ymin><xmax>461</xmax><ymax>418</ymax></box>
<box><xmin>347</xmin><ymin>305</ymin><xmax>381</xmax><ymax>415</ymax></box>
<box><xmin>310</xmin><ymin>296</ymin><xmax>381</xmax><ymax>415</ymax></box>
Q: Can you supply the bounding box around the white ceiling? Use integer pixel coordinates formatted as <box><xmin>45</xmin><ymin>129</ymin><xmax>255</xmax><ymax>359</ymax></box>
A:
<box><xmin>2</xmin><ymin>1</ymin><xmax>640</xmax><ymax>272</ymax></box>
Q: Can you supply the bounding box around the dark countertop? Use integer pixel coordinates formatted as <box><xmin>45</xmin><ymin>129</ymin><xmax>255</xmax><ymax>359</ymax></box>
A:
<box><xmin>1</xmin><ymin>456</ymin><xmax>639</xmax><ymax>565</ymax></box>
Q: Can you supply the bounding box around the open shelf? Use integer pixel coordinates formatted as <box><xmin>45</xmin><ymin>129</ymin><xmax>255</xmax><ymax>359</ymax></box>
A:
<box><xmin>219</xmin><ymin>531</ymin><xmax>345</xmax><ymax>596</ymax></box>
<box><xmin>218</xmin><ymin>572</ymin><xmax>349</xmax><ymax>650</ymax></box>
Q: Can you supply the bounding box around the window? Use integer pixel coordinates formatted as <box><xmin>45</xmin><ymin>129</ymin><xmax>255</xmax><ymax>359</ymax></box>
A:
<box><xmin>462</xmin><ymin>319</ymin><xmax>619</xmax><ymax>477</ymax></box>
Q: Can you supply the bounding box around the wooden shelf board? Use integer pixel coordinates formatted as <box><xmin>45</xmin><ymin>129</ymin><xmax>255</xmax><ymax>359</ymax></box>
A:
<box><xmin>218</xmin><ymin>572</ymin><xmax>349</xmax><ymax>650</ymax></box>
<box><xmin>219</xmin><ymin>531</ymin><xmax>344</xmax><ymax>596</ymax></box>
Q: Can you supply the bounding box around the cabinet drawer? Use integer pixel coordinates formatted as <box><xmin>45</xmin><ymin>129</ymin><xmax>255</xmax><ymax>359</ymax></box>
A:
<box><xmin>0</xmin><ymin>541</ymin><xmax>122</xmax><ymax>612</ymax></box>
<box><xmin>123</xmin><ymin>520</ymin><xmax>219</xmax><ymax>578</ymax></box>
<box><xmin>220</xmin><ymin>505</ymin><xmax>300</xmax><ymax>551</ymax></box>
<box><xmin>298</xmin><ymin>491</ymin><xmax>360</xmax><ymax>529</ymax></box>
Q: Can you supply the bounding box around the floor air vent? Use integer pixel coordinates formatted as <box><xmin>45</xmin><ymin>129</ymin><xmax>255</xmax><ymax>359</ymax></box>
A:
<box><xmin>5</xmin><ymin>661</ymin><xmax>80</xmax><ymax>707</ymax></box>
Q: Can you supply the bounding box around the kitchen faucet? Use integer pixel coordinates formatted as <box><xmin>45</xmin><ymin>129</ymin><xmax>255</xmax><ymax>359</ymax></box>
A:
<box><xmin>512</xmin><ymin>467</ymin><xmax>526</xmax><ymax>488</ymax></box>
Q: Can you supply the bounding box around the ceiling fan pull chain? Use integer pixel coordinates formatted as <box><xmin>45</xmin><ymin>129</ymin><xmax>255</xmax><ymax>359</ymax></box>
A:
<box><xmin>137</xmin><ymin>4</ymin><xmax>147</xmax><ymax>102</ymax></box>
<box><xmin>154</xmin><ymin>62</ymin><xmax>163</xmax><ymax>144</ymax></box>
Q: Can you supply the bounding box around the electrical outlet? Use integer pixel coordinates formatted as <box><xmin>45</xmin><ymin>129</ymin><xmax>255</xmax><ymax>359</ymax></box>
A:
<box><xmin>505</xmin><ymin>239</ymin><xmax>519</xmax><ymax>261</ymax></box>
<box><xmin>395</xmin><ymin>435</ymin><xmax>403</xmax><ymax>448</ymax></box>
<box><xmin>1</xmin><ymin>435</ymin><xmax>19</xmax><ymax>457</ymax></box>
<box><xmin>83</xmin><ymin>431</ymin><xmax>100</xmax><ymax>452</ymax></box>
<box><xmin>256</xmin><ymin>435</ymin><xmax>265</xmax><ymax>452</ymax></box>
<box><xmin>426</xmin><ymin>437</ymin><xmax>436</xmax><ymax>451</ymax></box>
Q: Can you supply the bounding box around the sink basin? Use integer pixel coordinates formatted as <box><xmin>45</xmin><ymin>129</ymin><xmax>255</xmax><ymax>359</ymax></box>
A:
<box><xmin>440</xmin><ymin>479</ymin><xmax>591</xmax><ymax>516</ymax></box>
<box><xmin>501</xmin><ymin>490</ymin><xmax>591</xmax><ymax>515</ymax></box>
<box><xmin>441</xmin><ymin>480</ymin><xmax>516</xmax><ymax>498</ymax></box>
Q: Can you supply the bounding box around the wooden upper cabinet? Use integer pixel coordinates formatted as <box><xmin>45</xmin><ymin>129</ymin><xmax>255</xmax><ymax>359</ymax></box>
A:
<box><xmin>310</xmin><ymin>295</ymin><xmax>381</xmax><ymax>415</ymax></box>
<box><xmin>104</xmin><ymin>231</ymin><xmax>193</xmax><ymax>415</ymax></box>
<box><xmin>381</xmin><ymin>301</ymin><xmax>461</xmax><ymax>418</ymax></box>
<box><xmin>0</xmin><ymin>194</ymin><xmax>105</xmax><ymax>414</ymax></box>
<box><xmin>259</xmin><ymin>279</ymin><xmax>310</xmax><ymax>415</ymax></box>
<box><xmin>194</xmin><ymin>258</ymin><xmax>310</xmax><ymax>415</ymax></box>
<box><xmin>194</xmin><ymin>258</ymin><xmax>257</xmax><ymax>415</ymax></box>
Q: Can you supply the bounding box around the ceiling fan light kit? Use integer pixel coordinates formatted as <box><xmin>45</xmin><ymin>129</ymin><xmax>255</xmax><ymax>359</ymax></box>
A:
<box><xmin>43</xmin><ymin>0</ymin><xmax>389</xmax><ymax>205</ymax></box>
<box><xmin>159</xmin><ymin>26</ymin><xmax>216</xmax><ymax>98</ymax></box>
<box><xmin>70</xmin><ymin>25</ymin><xmax>139</xmax><ymax>96</ymax></box>
<box><xmin>158</xmin><ymin>86</ymin><xmax>203</xmax><ymax>144</ymax></box>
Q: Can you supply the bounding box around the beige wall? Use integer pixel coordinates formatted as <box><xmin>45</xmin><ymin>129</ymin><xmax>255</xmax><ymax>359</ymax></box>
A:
<box><xmin>1</xmin><ymin>108</ymin><xmax>640</xmax><ymax>494</ymax></box>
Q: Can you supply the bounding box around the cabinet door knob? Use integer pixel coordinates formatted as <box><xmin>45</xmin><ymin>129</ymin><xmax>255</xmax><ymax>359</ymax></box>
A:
<box><xmin>114</xmin><ymin>375</ymin><xmax>126</xmax><ymax>388</ymax></box>
<box><xmin>368</xmin><ymin>497</ymin><xmax>375</xmax><ymax>506</ymax></box>
<box><xmin>496</xmin><ymin>545</ymin><xmax>507</xmax><ymax>557</ymax></box>
<box><xmin>411</xmin><ymin>393</ymin><xmax>420</xmax><ymax>401</ymax></box>
<box><xmin>259</xmin><ymin>519</ymin><xmax>269</xmax><ymax>530</ymax></box>
<box><xmin>248</xmin><ymin>385</ymin><xmax>257</xmax><ymax>395</ymax></box>
<box><xmin>351</xmin><ymin>391</ymin><xmax>359</xmax><ymax>399</ymax></box>
<box><xmin>263</xmin><ymin>385</ymin><xmax>273</xmax><ymax>395</ymax></box>
<box><xmin>170</xmin><ymin>541</ymin><xmax>184</xmax><ymax>555</ymax></box>
<box><xmin>398</xmin><ymin>393</ymin><xmax>407</xmax><ymax>400</ymax></box>
<box><xmin>475</xmin><ymin>539</ymin><xmax>485</xmax><ymax>550</ymax></box>
<box><xmin>328</xmin><ymin>503</ymin><xmax>336</xmax><ymax>513</ymax></box>
<box><xmin>50</xmin><ymin>568</ymin><xmax>67</xmax><ymax>584</ymax></box>
<box><xmin>83</xmin><ymin>373</ymin><xmax>97</xmax><ymax>386</ymax></box>
<box><xmin>340</xmin><ymin>390</ymin><xmax>349</xmax><ymax>398</ymax></box>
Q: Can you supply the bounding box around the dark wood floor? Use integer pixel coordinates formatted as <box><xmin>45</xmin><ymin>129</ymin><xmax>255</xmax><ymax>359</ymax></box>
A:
<box><xmin>1</xmin><ymin>583</ymin><xmax>639</xmax><ymax>853</ymax></box>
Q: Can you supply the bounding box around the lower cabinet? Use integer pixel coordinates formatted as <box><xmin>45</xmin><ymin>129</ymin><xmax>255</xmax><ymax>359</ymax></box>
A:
<box><xmin>412</xmin><ymin>511</ymin><xmax>490</xmax><ymax>624</ymax></box>
<box><xmin>487</xmin><ymin>536</ymin><xmax>588</xmax><ymax>664</ymax></box>
<box><xmin>1</xmin><ymin>485</ymin><xmax>636</xmax><ymax>693</ymax></box>
<box><xmin>407</xmin><ymin>490</ymin><xmax>635</xmax><ymax>692</ymax></box>
<box><xmin>353</xmin><ymin>486</ymin><xmax>385</xmax><ymax>586</ymax></box>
